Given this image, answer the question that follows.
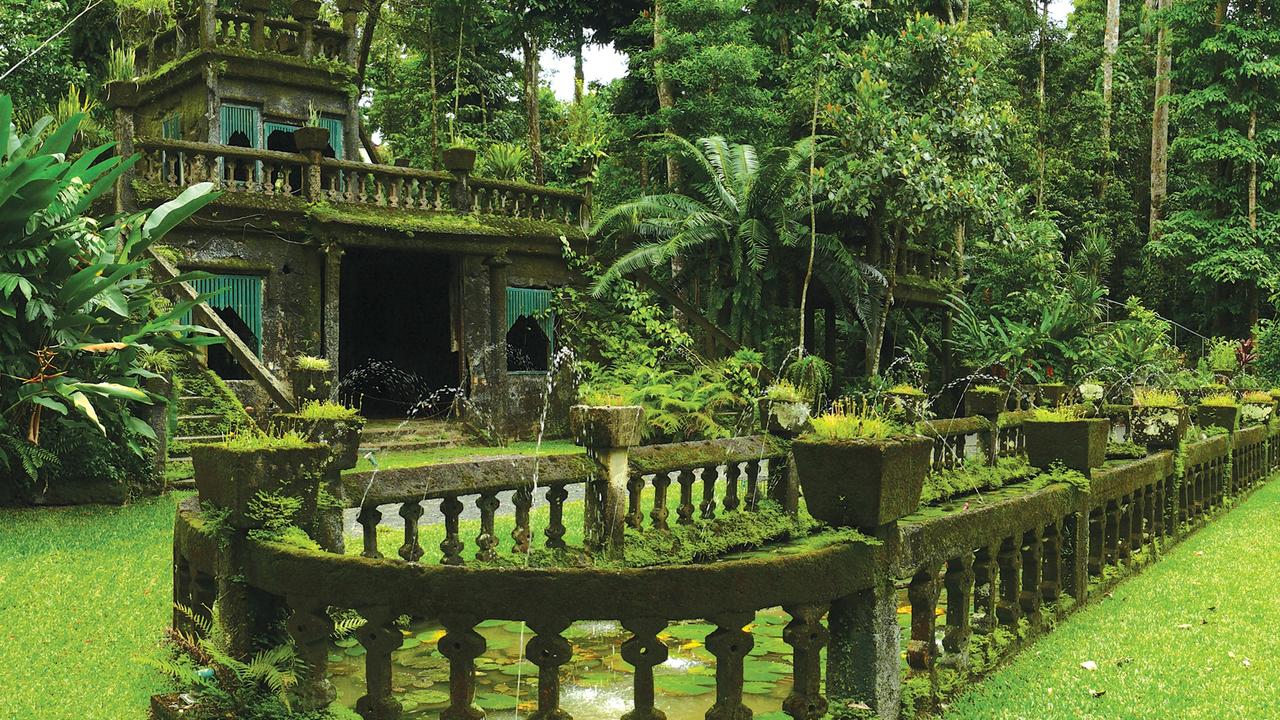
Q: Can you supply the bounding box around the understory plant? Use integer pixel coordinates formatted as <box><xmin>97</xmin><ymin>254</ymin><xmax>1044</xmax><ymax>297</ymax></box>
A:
<box><xmin>295</xmin><ymin>400</ymin><xmax>360</xmax><ymax>421</ymax></box>
<box><xmin>1201</xmin><ymin>393</ymin><xmax>1239</xmax><ymax>407</ymax></box>
<box><xmin>0</xmin><ymin>95</ymin><xmax>219</xmax><ymax>487</ymax></box>
<box><xmin>294</xmin><ymin>355</ymin><xmax>332</xmax><ymax>372</ymax></box>
<box><xmin>1133</xmin><ymin>388</ymin><xmax>1180</xmax><ymax>407</ymax></box>
<box><xmin>806</xmin><ymin>400</ymin><xmax>905</xmax><ymax>441</ymax></box>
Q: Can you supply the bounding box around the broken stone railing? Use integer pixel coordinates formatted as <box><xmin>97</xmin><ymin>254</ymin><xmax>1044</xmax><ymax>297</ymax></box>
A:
<box><xmin>133</xmin><ymin>138</ymin><xmax>588</xmax><ymax>228</ymax></box>
<box><xmin>136</xmin><ymin>2</ymin><xmax>356</xmax><ymax>75</ymax></box>
<box><xmin>171</xmin><ymin>417</ymin><xmax>1280</xmax><ymax>720</ymax></box>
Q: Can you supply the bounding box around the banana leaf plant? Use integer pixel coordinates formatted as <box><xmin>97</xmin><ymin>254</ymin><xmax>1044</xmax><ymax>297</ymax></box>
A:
<box><xmin>0</xmin><ymin>95</ymin><xmax>221</xmax><ymax>477</ymax></box>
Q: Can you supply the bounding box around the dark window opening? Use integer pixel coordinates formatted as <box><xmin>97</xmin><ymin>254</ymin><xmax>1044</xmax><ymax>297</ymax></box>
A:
<box><xmin>225</xmin><ymin>130</ymin><xmax>253</xmax><ymax>184</ymax></box>
<box><xmin>207</xmin><ymin>307</ymin><xmax>256</xmax><ymax>380</ymax></box>
<box><xmin>265</xmin><ymin>129</ymin><xmax>304</xmax><ymax>194</ymax></box>
<box><xmin>339</xmin><ymin>249</ymin><xmax>457</xmax><ymax>418</ymax></box>
<box><xmin>507</xmin><ymin>315</ymin><xmax>550</xmax><ymax>372</ymax></box>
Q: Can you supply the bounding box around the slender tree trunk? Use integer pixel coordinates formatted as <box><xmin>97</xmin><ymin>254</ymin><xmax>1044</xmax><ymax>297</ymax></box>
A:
<box><xmin>1148</xmin><ymin>0</ymin><xmax>1173</xmax><ymax>243</ymax></box>
<box><xmin>865</xmin><ymin>220</ymin><xmax>900</xmax><ymax>378</ymax></box>
<box><xmin>574</xmin><ymin>25</ymin><xmax>585</xmax><ymax>105</ymax></box>
<box><xmin>427</xmin><ymin>11</ymin><xmax>439</xmax><ymax>166</ymax></box>
<box><xmin>653</xmin><ymin>0</ymin><xmax>681</xmax><ymax>191</ymax></box>
<box><xmin>1100</xmin><ymin>0</ymin><xmax>1120</xmax><ymax>196</ymax></box>
<box><xmin>355</xmin><ymin>0</ymin><xmax>384</xmax><ymax>164</ymax></box>
<box><xmin>1245</xmin><ymin>0</ymin><xmax>1261</xmax><ymax>328</ymax></box>
<box><xmin>963</xmin><ymin>0</ymin><xmax>970</xmax><ymax>21</ymax></box>
<box><xmin>522</xmin><ymin>33</ymin><xmax>544</xmax><ymax>184</ymax></box>
<box><xmin>1036</xmin><ymin>0</ymin><xmax>1049</xmax><ymax>210</ymax></box>
<box><xmin>798</xmin><ymin>79</ymin><xmax>820</xmax><ymax>354</ymax></box>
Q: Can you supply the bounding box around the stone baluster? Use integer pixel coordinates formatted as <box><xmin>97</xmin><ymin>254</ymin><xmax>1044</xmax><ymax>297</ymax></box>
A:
<box><xmin>1118</xmin><ymin>495</ymin><xmax>1134</xmax><ymax>564</ymax></box>
<box><xmin>286</xmin><ymin>597</ymin><xmax>337</xmax><ymax>711</ymax></box>
<box><xmin>972</xmin><ymin>543</ymin><xmax>998</xmax><ymax>632</ymax></box>
<box><xmin>705</xmin><ymin>612</ymin><xmax>754</xmax><ymax>720</ymax></box>
<box><xmin>1148</xmin><ymin>479</ymin><xmax>1164</xmax><ymax>541</ymax></box>
<box><xmin>995</xmin><ymin>535</ymin><xmax>1022</xmax><ymax>627</ymax></box>
<box><xmin>782</xmin><ymin>604</ymin><xmax>829</xmax><ymax>719</ymax></box>
<box><xmin>676</xmin><ymin>469</ymin><xmax>696</xmax><ymax>525</ymax></box>
<box><xmin>942</xmin><ymin>554</ymin><xmax>974</xmax><ymax>665</ymax></box>
<box><xmin>545</xmin><ymin>485</ymin><xmax>569</xmax><ymax>549</ymax></box>
<box><xmin>1104</xmin><ymin>499</ymin><xmax>1120</xmax><ymax>566</ymax></box>
<box><xmin>768</xmin><ymin>455</ymin><xmax>800</xmax><ymax>515</ymax></box>
<box><xmin>907</xmin><ymin>562</ymin><xmax>942</xmax><ymax>671</ymax></box>
<box><xmin>512</xmin><ymin>486</ymin><xmax>533</xmax><ymax>554</ymax></box>
<box><xmin>723</xmin><ymin>462</ymin><xmax>742</xmax><ymax>513</ymax></box>
<box><xmin>1130</xmin><ymin>487</ymin><xmax>1146</xmax><ymax>553</ymax></box>
<box><xmin>355</xmin><ymin>607</ymin><xmax>403</xmax><ymax>720</ymax></box>
<box><xmin>397</xmin><ymin>501</ymin><xmax>424</xmax><ymax>562</ymax></box>
<box><xmin>743</xmin><ymin>459</ymin><xmax>762</xmax><ymax>511</ymax></box>
<box><xmin>357</xmin><ymin>505</ymin><xmax>382</xmax><ymax>559</ymax></box>
<box><xmin>475</xmin><ymin>492</ymin><xmax>500</xmax><ymax>563</ymax></box>
<box><xmin>1019</xmin><ymin>528</ymin><xmax>1043</xmax><ymax>626</ymax></box>
<box><xmin>650</xmin><ymin>472</ymin><xmax>671</xmax><ymax>530</ymax></box>
<box><xmin>1040</xmin><ymin>521</ymin><xmax>1062</xmax><ymax>603</ymax></box>
<box><xmin>525</xmin><ymin>618</ymin><xmax>573</xmax><ymax>720</ymax></box>
<box><xmin>440</xmin><ymin>496</ymin><xmax>465</xmax><ymax>565</ymax></box>
<box><xmin>620</xmin><ymin>618</ymin><xmax>668</xmax><ymax>720</ymax></box>
<box><xmin>438</xmin><ymin>616</ymin><xmax>486</xmax><ymax>720</ymax></box>
<box><xmin>626</xmin><ymin>475</ymin><xmax>645</xmax><ymax>529</ymax></box>
<box><xmin>700</xmin><ymin>467</ymin><xmax>718</xmax><ymax>520</ymax></box>
<box><xmin>1087</xmin><ymin>507</ymin><xmax>1104</xmax><ymax>576</ymax></box>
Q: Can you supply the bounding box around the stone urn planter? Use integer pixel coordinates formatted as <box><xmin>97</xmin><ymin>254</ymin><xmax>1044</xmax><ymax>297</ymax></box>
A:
<box><xmin>290</xmin><ymin>365</ymin><xmax>334</xmax><ymax>403</ymax></box>
<box><xmin>293</xmin><ymin>126</ymin><xmax>331</xmax><ymax>153</ymax></box>
<box><xmin>1036</xmin><ymin>383</ymin><xmax>1069</xmax><ymax>408</ymax></box>
<box><xmin>441</xmin><ymin>147</ymin><xmax>477</xmax><ymax>173</ymax></box>
<box><xmin>964</xmin><ymin>387</ymin><xmax>1005</xmax><ymax>417</ymax></box>
<box><xmin>291</xmin><ymin>0</ymin><xmax>321</xmax><ymax>21</ymax></box>
<box><xmin>1197</xmin><ymin>403</ymin><xmax>1241</xmax><ymax>432</ymax></box>
<box><xmin>1132</xmin><ymin>406</ymin><xmax>1189</xmax><ymax>450</ymax></box>
<box><xmin>790</xmin><ymin>436</ymin><xmax>931</xmax><ymax>531</ymax></box>
<box><xmin>191</xmin><ymin>442</ymin><xmax>331</xmax><ymax>532</ymax></box>
<box><xmin>570</xmin><ymin>405</ymin><xmax>644</xmax><ymax>448</ymax></box>
<box><xmin>275</xmin><ymin>413</ymin><xmax>366</xmax><ymax>471</ymax></box>
<box><xmin>757</xmin><ymin>397</ymin><xmax>811</xmax><ymax>438</ymax></box>
<box><xmin>1022</xmin><ymin>417</ymin><xmax>1109</xmax><ymax>475</ymax></box>
<box><xmin>885</xmin><ymin>389</ymin><xmax>928</xmax><ymax>423</ymax></box>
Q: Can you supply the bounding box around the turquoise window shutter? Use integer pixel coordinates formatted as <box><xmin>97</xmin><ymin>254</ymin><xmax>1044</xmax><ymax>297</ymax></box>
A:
<box><xmin>182</xmin><ymin>275</ymin><xmax>264</xmax><ymax>357</ymax></box>
<box><xmin>219</xmin><ymin>104</ymin><xmax>260</xmax><ymax>147</ymax></box>
<box><xmin>319</xmin><ymin>117</ymin><xmax>344</xmax><ymax>157</ymax></box>
<box><xmin>264</xmin><ymin>120</ymin><xmax>300</xmax><ymax>143</ymax></box>
<box><xmin>161</xmin><ymin>115</ymin><xmax>181</xmax><ymax>139</ymax></box>
<box><xmin>506</xmin><ymin>287</ymin><xmax>554</xmax><ymax>350</ymax></box>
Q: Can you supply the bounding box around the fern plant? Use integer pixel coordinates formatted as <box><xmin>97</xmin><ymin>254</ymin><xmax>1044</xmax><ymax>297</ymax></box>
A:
<box><xmin>479</xmin><ymin>142</ymin><xmax>530</xmax><ymax>181</ymax></box>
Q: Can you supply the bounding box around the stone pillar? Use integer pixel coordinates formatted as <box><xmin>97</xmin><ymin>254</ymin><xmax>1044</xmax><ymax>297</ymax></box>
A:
<box><xmin>113</xmin><ymin>106</ymin><xmax>138</xmax><ymax>213</ymax></box>
<box><xmin>199</xmin><ymin>0</ymin><xmax>217</xmax><ymax>50</ymax></box>
<box><xmin>827</xmin><ymin>573</ymin><xmax>901</xmax><ymax>718</ymax></box>
<box><xmin>449</xmin><ymin>164</ymin><xmax>473</xmax><ymax>212</ymax></box>
<box><xmin>483</xmin><ymin>253</ymin><xmax>511</xmax><ymax>435</ymax></box>
<box><xmin>294</xmin><ymin>0</ymin><xmax>320</xmax><ymax>60</ymax></box>
<box><xmin>572</xmin><ymin>406</ymin><xmax>642</xmax><ymax>560</ymax></box>
<box><xmin>303</xmin><ymin>148</ymin><xmax>323</xmax><ymax>201</ymax></box>
<box><xmin>146</xmin><ymin>374</ymin><xmax>173</xmax><ymax>483</ymax></box>
<box><xmin>337</xmin><ymin>0</ymin><xmax>361</xmax><ymax>66</ymax></box>
<box><xmin>323</xmin><ymin>243</ymin><xmax>343</xmax><ymax>398</ymax></box>
<box><xmin>246</xmin><ymin>0</ymin><xmax>269</xmax><ymax>50</ymax></box>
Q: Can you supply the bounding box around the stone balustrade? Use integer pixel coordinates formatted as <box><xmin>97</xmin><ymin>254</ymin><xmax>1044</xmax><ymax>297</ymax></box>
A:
<box><xmin>133</xmin><ymin>138</ymin><xmax>588</xmax><ymax>229</ymax></box>
<box><xmin>171</xmin><ymin>411</ymin><xmax>1280</xmax><ymax>720</ymax></box>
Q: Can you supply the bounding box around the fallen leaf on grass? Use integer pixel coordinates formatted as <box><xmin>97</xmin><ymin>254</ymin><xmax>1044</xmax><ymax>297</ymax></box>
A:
<box><xmin>1089</xmin><ymin>688</ymin><xmax>1107</xmax><ymax>698</ymax></box>
<box><xmin>1081</xmin><ymin>660</ymin><xmax>1098</xmax><ymax>671</ymax></box>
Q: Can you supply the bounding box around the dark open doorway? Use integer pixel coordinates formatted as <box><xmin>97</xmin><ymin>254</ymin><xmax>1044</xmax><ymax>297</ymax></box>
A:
<box><xmin>339</xmin><ymin>249</ymin><xmax>457</xmax><ymax>417</ymax></box>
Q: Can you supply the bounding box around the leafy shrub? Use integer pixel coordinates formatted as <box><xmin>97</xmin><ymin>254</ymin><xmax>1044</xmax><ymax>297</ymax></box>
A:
<box><xmin>478</xmin><ymin>141</ymin><xmax>530</xmax><ymax>181</ymax></box>
<box><xmin>1241</xmin><ymin>391</ymin><xmax>1274</xmax><ymax>405</ymax></box>
<box><xmin>577</xmin><ymin>388</ymin><xmax>629</xmax><ymax>406</ymax></box>
<box><xmin>784</xmin><ymin>354</ymin><xmax>832</xmax><ymax>406</ymax></box>
<box><xmin>1204</xmin><ymin>337</ymin><xmax>1239</xmax><ymax>373</ymax></box>
<box><xmin>293</xmin><ymin>355</ymin><xmax>332</xmax><ymax>372</ymax></box>
<box><xmin>1133</xmin><ymin>387</ymin><xmax>1180</xmax><ymax>407</ymax></box>
<box><xmin>764</xmin><ymin>380</ymin><xmax>804</xmax><ymax>403</ymax></box>
<box><xmin>805</xmin><ymin>400</ymin><xmax>904</xmax><ymax>440</ymax></box>
<box><xmin>296</xmin><ymin>400</ymin><xmax>359</xmax><ymax>421</ymax></box>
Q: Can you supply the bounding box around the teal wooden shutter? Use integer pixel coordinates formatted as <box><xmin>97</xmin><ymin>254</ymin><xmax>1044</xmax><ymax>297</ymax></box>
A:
<box><xmin>319</xmin><ymin>117</ymin><xmax>344</xmax><ymax>158</ymax></box>
<box><xmin>182</xmin><ymin>274</ymin><xmax>264</xmax><ymax>356</ymax></box>
<box><xmin>161</xmin><ymin>114</ymin><xmax>181</xmax><ymax>139</ymax></box>
<box><xmin>219</xmin><ymin>104</ymin><xmax>260</xmax><ymax>147</ymax></box>
<box><xmin>506</xmin><ymin>287</ymin><xmax>554</xmax><ymax>351</ymax></box>
<box><xmin>264</xmin><ymin>120</ymin><xmax>299</xmax><ymax>145</ymax></box>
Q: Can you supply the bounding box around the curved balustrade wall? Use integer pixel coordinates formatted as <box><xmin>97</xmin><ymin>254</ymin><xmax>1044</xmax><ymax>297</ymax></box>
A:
<box><xmin>173</xmin><ymin>415</ymin><xmax>1280</xmax><ymax>720</ymax></box>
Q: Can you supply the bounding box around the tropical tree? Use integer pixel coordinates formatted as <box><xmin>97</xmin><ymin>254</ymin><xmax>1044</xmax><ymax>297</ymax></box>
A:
<box><xmin>0</xmin><ymin>95</ymin><xmax>220</xmax><ymax>484</ymax></box>
<box><xmin>592</xmin><ymin>133</ymin><xmax>878</xmax><ymax>348</ymax></box>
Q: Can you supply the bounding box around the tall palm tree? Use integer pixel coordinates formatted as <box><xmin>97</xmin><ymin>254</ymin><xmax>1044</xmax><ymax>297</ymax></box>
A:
<box><xmin>592</xmin><ymin>134</ymin><xmax>880</xmax><ymax>347</ymax></box>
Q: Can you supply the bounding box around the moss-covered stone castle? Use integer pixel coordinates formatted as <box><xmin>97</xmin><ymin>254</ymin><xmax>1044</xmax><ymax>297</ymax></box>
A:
<box><xmin>106</xmin><ymin>0</ymin><xmax>587</xmax><ymax>431</ymax></box>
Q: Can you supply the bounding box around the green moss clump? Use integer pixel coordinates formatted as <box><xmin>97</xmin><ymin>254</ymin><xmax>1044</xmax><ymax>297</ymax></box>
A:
<box><xmin>295</xmin><ymin>400</ymin><xmax>360</xmax><ymax>421</ymax></box>
<box><xmin>294</xmin><ymin>354</ymin><xmax>332</xmax><ymax>371</ymax></box>
<box><xmin>218</xmin><ymin>430</ymin><xmax>311</xmax><ymax>451</ymax></box>
<box><xmin>921</xmin><ymin>456</ymin><xmax>1038</xmax><ymax>506</ymax></box>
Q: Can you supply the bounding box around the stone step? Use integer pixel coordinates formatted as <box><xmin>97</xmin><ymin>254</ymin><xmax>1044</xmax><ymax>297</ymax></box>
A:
<box><xmin>178</xmin><ymin>395</ymin><xmax>215</xmax><ymax>409</ymax></box>
<box><xmin>173</xmin><ymin>434</ymin><xmax>224</xmax><ymax>444</ymax></box>
<box><xmin>360</xmin><ymin>438</ymin><xmax>455</xmax><ymax>453</ymax></box>
<box><xmin>178</xmin><ymin>413</ymin><xmax>222</xmax><ymax>423</ymax></box>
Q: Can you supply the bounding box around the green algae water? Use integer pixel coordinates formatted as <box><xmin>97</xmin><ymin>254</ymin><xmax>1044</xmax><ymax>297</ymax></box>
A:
<box><xmin>328</xmin><ymin>610</ymin><xmax>799</xmax><ymax>719</ymax></box>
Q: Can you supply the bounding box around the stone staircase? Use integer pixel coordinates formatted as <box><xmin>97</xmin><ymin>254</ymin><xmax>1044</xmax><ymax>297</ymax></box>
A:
<box><xmin>165</xmin><ymin>363</ymin><xmax>253</xmax><ymax>487</ymax></box>
<box><xmin>359</xmin><ymin>418</ymin><xmax>465</xmax><ymax>455</ymax></box>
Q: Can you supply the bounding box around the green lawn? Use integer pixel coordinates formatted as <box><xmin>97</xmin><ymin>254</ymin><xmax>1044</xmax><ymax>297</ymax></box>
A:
<box><xmin>0</xmin><ymin>493</ymin><xmax>183</xmax><ymax>720</ymax></box>
<box><xmin>944</xmin><ymin>478</ymin><xmax>1280</xmax><ymax>719</ymax></box>
<box><xmin>345</xmin><ymin>439</ymin><xmax>582</xmax><ymax>474</ymax></box>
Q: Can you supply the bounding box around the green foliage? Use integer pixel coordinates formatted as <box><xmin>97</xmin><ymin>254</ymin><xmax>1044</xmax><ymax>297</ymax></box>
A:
<box><xmin>0</xmin><ymin>95</ymin><xmax>219</xmax><ymax>488</ymax></box>
<box><xmin>1204</xmin><ymin>337</ymin><xmax>1240</xmax><ymax>374</ymax></box>
<box><xmin>921</xmin><ymin>456</ymin><xmax>1037</xmax><ymax>506</ymax></box>
<box><xmin>478</xmin><ymin>141</ymin><xmax>530</xmax><ymax>181</ymax></box>
<box><xmin>1133</xmin><ymin>387</ymin><xmax>1180</xmax><ymax>408</ymax></box>
<box><xmin>783</xmin><ymin>354</ymin><xmax>833</xmax><ymax>407</ymax></box>
<box><xmin>106</xmin><ymin>42</ymin><xmax>136</xmax><ymax>83</ymax></box>
<box><xmin>1029</xmin><ymin>405</ymin><xmax>1090</xmax><ymax>421</ymax></box>
<box><xmin>245</xmin><ymin>491</ymin><xmax>320</xmax><ymax>552</ymax></box>
<box><xmin>1200</xmin><ymin>393</ymin><xmax>1238</xmax><ymax>407</ymax></box>
<box><xmin>763</xmin><ymin>380</ymin><xmax>803</xmax><ymax>403</ymax></box>
<box><xmin>1032</xmin><ymin>461</ymin><xmax>1091</xmax><ymax>493</ymax></box>
<box><xmin>295</xmin><ymin>400</ymin><xmax>360</xmax><ymax>421</ymax></box>
<box><xmin>621</xmin><ymin>501</ymin><xmax>826</xmax><ymax>567</ymax></box>
<box><xmin>220</xmin><ymin>430</ymin><xmax>311</xmax><ymax>452</ymax></box>
<box><xmin>293</xmin><ymin>355</ymin><xmax>332</xmax><ymax>371</ymax></box>
<box><xmin>804</xmin><ymin>401</ymin><xmax>903</xmax><ymax>441</ymax></box>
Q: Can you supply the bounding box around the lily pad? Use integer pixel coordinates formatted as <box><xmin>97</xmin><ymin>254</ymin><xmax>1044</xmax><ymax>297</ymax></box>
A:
<box><xmin>743</xmin><ymin>680</ymin><xmax>780</xmax><ymax>696</ymax></box>
<box><xmin>655</xmin><ymin>673</ymin><xmax>717</xmax><ymax>697</ymax></box>
<box><xmin>334</xmin><ymin>637</ymin><xmax>359</xmax><ymax>648</ymax></box>
<box><xmin>666</xmin><ymin>623</ymin><xmax>715</xmax><ymax>641</ymax></box>
<box><xmin>475</xmin><ymin>692</ymin><xmax>519</xmax><ymax>710</ymax></box>
<box><xmin>399</xmin><ymin>636</ymin><xmax>422</xmax><ymax>650</ymax></box>
<box><xmin>344</xmin><ymin>645</ymin><xmax>366</xmax><ymax>657</ymax></box>
<box><xmin>403</xmin><ymin>689</ymin><xmax>449</xmax><ymax>706</ymax></box>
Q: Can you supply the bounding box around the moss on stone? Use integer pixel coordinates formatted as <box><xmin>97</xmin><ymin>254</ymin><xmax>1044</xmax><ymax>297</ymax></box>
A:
<box><xmin>306</xmin><ymin>201</ymin><xmax>585</xmax><ymax>242</ymax></box>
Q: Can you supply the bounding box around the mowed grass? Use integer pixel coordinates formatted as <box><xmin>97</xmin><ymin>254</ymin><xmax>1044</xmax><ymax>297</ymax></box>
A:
<box><xmin>345</xmin><ymin>439</ymin><xmax>582</xmax><ymax>474</ymax></box>
<box><xmin>944</xmin><ymin>478</ymin><xmax>1280</xmax><ymax>720</ymax></box>
<box><xmin>0</xmin><ymin>494</ymin><xmax>183</xmax><ymax>720</ymax></box>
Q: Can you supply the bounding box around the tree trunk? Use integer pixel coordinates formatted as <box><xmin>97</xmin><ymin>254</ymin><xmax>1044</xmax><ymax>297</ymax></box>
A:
<box><xmin>427</xmin><ymin>10</ymin><xmax>439</xmax><ymax>167</ymax></box>
<box><xmin>1148</xmin><ymin>0</ymin><xmax>1173</xmax><ymax>243</ymax></box>
<box><xmin>355</xmin><ymin>0</ymin><xmax>384</xmax><ymax>164</ymax></box>
<box><xmin>653</xmin><ymin>0</ymin><xmax>681</xmax><ymax>191</ymax></box>
<box><xmin>522</xmin><ymin>33</ymin><xmax>544</xmax><ymax>184</ymax></box>
<box><xmin>1100</xmin><ymin>0</ymin><xmax>1120</xmax><ymax>196</ymax></box>
<box><xmin>1036</xmin><ymin>0</ymin><xmax>1049</xmax><ymax>210</ymax></box>
<box><xmin>574</xmin><ymin>25</ymin><xmax>585</xmax><ymax>105</ymax></box>
<box><xmin>863</xmin><ymin>214</ymin><xmax>898</xmax><ymax>378</ymax></box>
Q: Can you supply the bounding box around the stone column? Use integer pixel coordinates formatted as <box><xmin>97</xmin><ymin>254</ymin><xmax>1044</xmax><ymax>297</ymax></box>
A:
<box><xmin>483</xmin><ymin>253</ymin><xmax>511</xmax><ymax>435</ymax></box>
<box><xmin>827</xmin><ymin>571</ymin><xmax>901</xmax><ymax>718</ymax></box>
<box><xmin>337</xmin><ymin>0</ymin><xmax>361</xmax><ymax>66</ymax></box>
<box><xmin>573</xmin><ymin>406</ymin><xmax>642</xmax><ymax>560</ymax></box>
<box><xmin>113</xmin><ymin>105</ymin><xmax>138</xmax><ymax>213</ymax></box>
<box><xmin>303</xmin><ymin>148</ymin><xmax>324</xmax><ymax>201</ymax></box>
<box><xmin>146</xmin><ymin>373</ymin><xmax>173</xmax><ymax>483</ymax></box>
<box><xmin>322</xmin><ymin>243</ymin><xmax>343</xmax><ymax>398</ymax></box>
<box><xmin>199</xmin><ymin>0</ymin><xmax>217</xmax><ymax>50</ymax></box>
